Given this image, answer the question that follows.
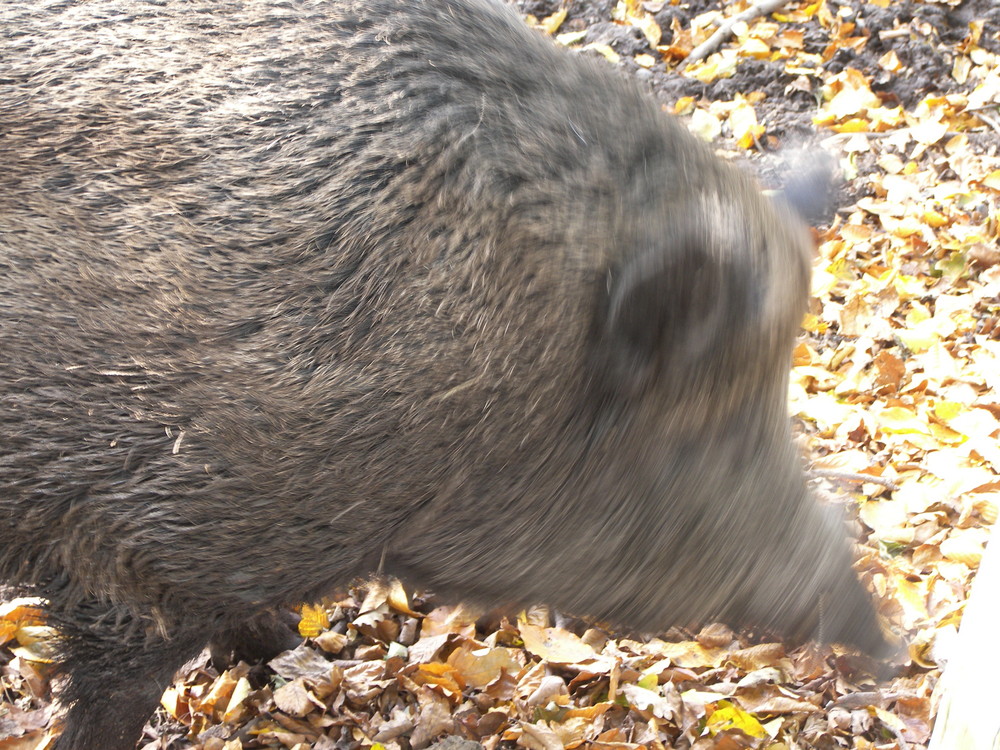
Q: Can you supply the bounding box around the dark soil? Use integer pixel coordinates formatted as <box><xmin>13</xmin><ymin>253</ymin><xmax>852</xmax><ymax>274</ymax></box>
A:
<box><xmin>514</xmin><ymin>0</ymin><xmax>999</xmax><ymax>204</ymax></box>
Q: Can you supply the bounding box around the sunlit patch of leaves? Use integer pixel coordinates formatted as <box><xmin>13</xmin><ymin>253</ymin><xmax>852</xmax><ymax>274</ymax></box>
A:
<box><xmin>156</xmin><ymin>586</ymin><xmax>924</xmax><ymax>749</ymax></box>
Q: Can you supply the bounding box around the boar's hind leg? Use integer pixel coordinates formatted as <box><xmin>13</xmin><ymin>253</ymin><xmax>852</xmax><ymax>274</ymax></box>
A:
<box><xmin>209</xmin><ymin>608</ymin><xmax>303</xmax><ymax>671</ymax></box>
<box><xmin>51</xmin><ymin>600</ymin><xmax>209</xmax><ymax>750</ymax></box>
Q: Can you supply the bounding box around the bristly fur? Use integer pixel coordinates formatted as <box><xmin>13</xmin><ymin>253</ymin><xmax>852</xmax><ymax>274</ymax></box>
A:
<box><xmin>1</xmin><ymin>0</ymin><xmax>887</xmax><ymax>747</ymax></box>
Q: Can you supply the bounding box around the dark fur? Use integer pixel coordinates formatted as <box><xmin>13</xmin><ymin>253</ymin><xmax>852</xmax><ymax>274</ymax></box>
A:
<box><xmin>1</xmin><ymin>0</ymin><xmax>886</xmax><ymax>747</ymax></box>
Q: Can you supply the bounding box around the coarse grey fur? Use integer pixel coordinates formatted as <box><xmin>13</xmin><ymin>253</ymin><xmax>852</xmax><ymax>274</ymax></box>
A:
<box><xmin>0</xmin><ymin>0</ymin><xmax>888</xmax><ymax>747</ymax></box>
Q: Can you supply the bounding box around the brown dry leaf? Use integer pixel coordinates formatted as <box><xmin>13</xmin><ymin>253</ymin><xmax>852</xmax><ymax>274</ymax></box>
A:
<box><xmin>409</xmin><ymin>685</ymin><xmax>456</xmax><ymax>747</ymax></box>
<box><xmin>873</xmin><ymin>350</ymin><xmax>906</xmax><ymax>394</ymax></box>
<box><xmin>386</xmin><ymin>578</ymin><xmax>422</xmax><ymax>617</ymax></box>
<box><xmin>518</xmin><ymin>621</ymin><xmax>598</xmax><ymax>664</ymax></box>
<box><xmin>619</xmin><ymin>683</ymin><xmax>678</xmax><ymax>721</ymax></box>
<box><xmin>514</xmin><ymin>659</ymin><xmax>548</xmax><ymax>703</ymax></box>
<box><xmin>0</xmin><ymin>733</ymin><xmax>53</xmax><ymax>750</ymax></box>
<box><xmin>341</xmin><ymin>660</ymin><xmax>389</xmax><ymax>702</ymax></box>
<box><xmin>518</xmin><ymin>721</ymin><xmax>564</xmax><ymax>750</ymax></box>
<box><xmin>274</xmin><ymin>678</ymin><xmax>317</xmax><ymax>718</ymax></box>
<box><xmin>421</xmin><ymin>603</ymin><xmax>482</xmax><ymax>638</ymax></box>
<box><xmin>407</xmin><ymin>633</ymin><xmax>454</xmax><ymax>664</ymax></box>
<box><xmin>696</xmin><ymin>622</ymin><xmax>735</xmax><ymax>648</ymax></box>
<box><xmin>735</xmin><ymin>686</ymin><xmax>821</xmax><ymax>715</ymax></box>
<box><xmin>645</xmin><ymin>639</ymin><xmax>728</xmax><ymax>669</ymax></box>
<box><xmin>269</xmin><ymin>643</ymin><xmax>338</xmax><ymax>684</ymax></box>
<box><xmin>313</xmin><ymin>629</ymin><xmax>349</xmax><ymax>655</ymax></box>
<box><xmin>448</xmin><ymin>644</ymin><xmax>523</xmax><ymax>688</ymax></box>
<box><xmin>939</xmin><ymin>527</ymin><xmax>989</xmax><ymax>566</ymax></box>
<box><xmin>409</xmin><ymin>661</ymin><xmax>464</xmax><ymax>698</ymax></box>
<box><xmin>727</xmin><ymin>643</ymin><xmax>786</xmax><ymax>672</ymax></box>
<box><xmin>191</xmin><ymin>668</ymin><xmax>250</xmax><ymax>721</ymax></box>
<box><xmin>220</xmin><ymin>677</ymin><xmax>253</xmax><ymax>725</ymax></box>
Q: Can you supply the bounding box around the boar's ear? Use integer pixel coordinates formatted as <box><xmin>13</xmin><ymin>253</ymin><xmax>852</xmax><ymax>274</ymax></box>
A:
<box><xmin>595</xmin><ymin>239</ymin><xmax>758</xmax><ymax>396</ymax></box>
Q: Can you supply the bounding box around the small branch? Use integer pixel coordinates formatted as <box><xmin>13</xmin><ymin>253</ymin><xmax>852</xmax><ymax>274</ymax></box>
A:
<box><xmin>684</xmin><ymin>0</ymin><xmax>793</xmax><ymax>64</ymax></box>
<box><xmin>810</xmin><ymin>469</ymin><xmax>899</xmax><ymax>491</ymax></box>
<box><xmin>878</xmin><ymin>27</ymin><xmax>912</xmax><ymax>41</ymax></box>
<box><xmin>819</xmin><ymin>129</ymin><xmax>969</xmax><ymax>150</ymax></box>
<box><xmin>975</xmin><ymin>110</ymin><xmax>1000</xmax><ymax>136</ymax></box>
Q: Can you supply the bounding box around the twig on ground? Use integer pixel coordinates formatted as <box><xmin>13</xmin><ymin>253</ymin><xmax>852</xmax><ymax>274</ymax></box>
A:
<box><xmin>810</xmin><ymin>469</ymin><xmax>899</xmax><ymax>491</ymax></box>
<box><xmin>975</xmin><ymin>110</ymin><xmax>1000</xmax><ymax>136</ymax></box>
<box><xmin>684</xmin><ymin>0</ymin><xmax>793</xmax><ymax>64</ymax></box>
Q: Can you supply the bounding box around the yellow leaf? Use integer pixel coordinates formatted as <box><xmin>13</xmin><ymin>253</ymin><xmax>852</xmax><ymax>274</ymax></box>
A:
<box><xmin>673</xmin><ymin>96</ymin><xmax>696</xmax><ymax>115</ymax></box>
<box><xmin>911</xmin><ymin>118</ymin><xmax>949</xmax><ymax>145</ymax></box>
<box><xmin>897</xmin><ymin>326</ymin><xmax>939</xmax><ymax>354</ymax></box>
<box><xmin>729</xmin><ymin>99</ymin><xmax>764</xmax><ymax>149</ymax></box>
<box><xmin>632</xmin><ymin>15</ymin><xmax>662</xmax><ymax>48</ymax></box>
<box><xmin>800</xmin><ymin>313</ymin><xmax>828</xmax><ymax>333</ymax></box>
<box><xmin>869</xmin><ymin>105</ymin><xmax>906</xmax><ymax>128</ymax></box>
<box><xmin>940</xmin><ymin>529</ymin><xmax>988</xmax><ymax>567</ymax></box>
<box><xmin>859</xmin><ymin>500</ymin><xmax>913</xmax><ymax>543</ymax></box>
<box><xmin>791</xmin><ymin>391</ymin><xmax>857</xmax><ymax>432</ymax></box>
<box><xmin>831</xmin><ymin>117</ymin><xmax>871</xmax><ymax>133</ymax></box>
<box><xmin>878</xmin><ymin>50</ymin><xmax>902</xmax><ymax>72</ymax></box>
<box><xmin>923</xmin><ymin>209</ymin><xmax>949</xmax><ymax>227</ymax></box>
<box><xmin>161</xmin><ymin>687</ymin><xmax>186</xmax><ymax>721</ymax></box>
<box><xmin>948</xmin><ymin>408</ymin><xmax>1000</xmax><ymax>441</ymax></box>
<box><xmin>688</xmin><ymin>108</ymin><xmax>722</xmax><ymax>142</ymax></box>
<box><xmin>706</xmin><ymin>701</ymin><xmax>767</xmax><ymax>739</ymax></box>
<box><xmin>637</xmin><ymin>672</ymin><xmax>658</xmax><ymax>690</ymax></box>
<box><xmin>932</xmin><ymin>400</ymin><xmax>965</xmax><ymax>424</ymax></box>
<box><xmin>738</xmin><ymin>38</ymin><xmax>771</xmax><ymax>59</ymax></box>
<box><xmin>824</xmin><ymin>68</ymin><xmax>880</xmax><ymax>119</ymax></box>
<box><xmin>555</xmin><ymin>30</ymin><xmax>588</xmax><ymax>46</ymax></box>
<box><xmin>298</xmin><ymin>602</ymin><xmax>330</xmax><ymax>638</ymax></box>
<box><xmin>581</xmin><ymin>43</ymin><xmax>620</xmax><ymax>64</ymax></box>
<box><xmin>387</xmin><ymin>577</ymin><xmax>421</xmax><ymax>616</ymax></box>
<box><xmin>893</xmin><ymin>274</ymin><xmax>928</xmax><ymax>300</ymax></box>
<box><xmin>812</xmin><ymin>110</ymin><xmax>837</xmax><ymax>127</ymax></box>
<box><xmin>223</xmin><ymin>676</ymin><xmax>253</xmax><ymax>722</ymax></box>
<box><xmin>539</xmin><ymin>8</ymin><xmax>567</xmax><ymax>35</ymax></box>
<box><xmin>983</xmin><ymin>170</ymin><xmax>1000</xmax><ymax>190</ymax></box>
<box><xmin>873</xmin><ymin>706</ymin><xmax>908</xmax><ymax>734</ymax></box>
<box><xmin>895</xmin><ymin>575</ymin><xmax>929</xmax><ymax>624</ymax></box>
<box><xmin>687</xmin><ymin>49</ymin><xmax>739</xmax><ymax>83</ymax></box>
<box><xmin>635</xmin><ymin>53</ymin><xmax>656</xmax><ymax>68</ymax></box>
<box><xmin>877</xmin><ymin>406</ymin><xmax>928</xmax><ymax>435</ymax></box>
<box><xmin>929</xmin><ymin>422</ymin><xmax>966</xmax><ymax>445</ymax></box>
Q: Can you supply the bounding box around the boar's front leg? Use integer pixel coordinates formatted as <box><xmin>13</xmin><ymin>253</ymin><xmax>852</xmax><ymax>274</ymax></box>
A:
<box><xmin>208</xmin><ymin>608</ymin><xmax>303</xmax><ymax>671</ymax></box>
<box><xmin>49</xmin><ymin>599</ymin><xmax>210</xmax><ymax>750</ymax></box>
